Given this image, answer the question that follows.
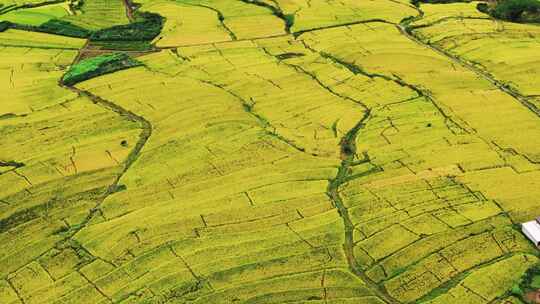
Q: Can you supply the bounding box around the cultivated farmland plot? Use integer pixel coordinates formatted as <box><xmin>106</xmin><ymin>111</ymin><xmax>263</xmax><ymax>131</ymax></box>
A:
<box><xmin>1</xmin><ymin>0</ymin><xmax>540</xmax><ymax>303</ymax></box>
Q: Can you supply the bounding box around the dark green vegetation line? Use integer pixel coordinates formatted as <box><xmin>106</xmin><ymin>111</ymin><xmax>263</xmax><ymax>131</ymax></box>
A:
<box><xmin>327</xmin><ymin>111</ymin><xmax>399</xmax><ymax>304</ymax></box>
<box><xmin>0</xmin><ymin>160</ymin><xmax>24</xmax><ymax>168</ymax></box>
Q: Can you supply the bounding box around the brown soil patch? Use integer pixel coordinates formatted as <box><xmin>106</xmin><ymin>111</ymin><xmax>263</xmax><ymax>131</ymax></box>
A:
<box><xmin>525</xmin><ymin>290</ymin><xmax>540</xmax><ymax>304</ymax></box>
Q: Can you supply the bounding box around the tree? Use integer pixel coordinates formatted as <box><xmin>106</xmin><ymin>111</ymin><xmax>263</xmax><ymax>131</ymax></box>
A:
<box><xmin>491</xmin><ymin>0</ymin><xmax>540</xmax><ymax>22</ymax></box>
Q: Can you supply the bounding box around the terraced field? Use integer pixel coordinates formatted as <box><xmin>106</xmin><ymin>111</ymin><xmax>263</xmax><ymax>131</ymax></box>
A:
<box><xmin>1</xmin><ymin>0</ymin><xmax>540</xmax><ymax>303</ymax></box>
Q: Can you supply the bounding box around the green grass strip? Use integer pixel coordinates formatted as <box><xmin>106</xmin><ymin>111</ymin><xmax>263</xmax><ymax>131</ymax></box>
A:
<box><xmin>62</xmin><ymin>52</ymin><xmax>141</xmax><ymax>86</ymax></box>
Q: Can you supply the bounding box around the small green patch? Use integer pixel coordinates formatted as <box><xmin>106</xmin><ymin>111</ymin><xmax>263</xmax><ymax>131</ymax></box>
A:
<box><xmin>62</xmin><ymin>53</ymin><xmax>141</xmax><ymax>86</ymax></box>
<box><xmin>284</xmin><ymin>13</ymin><xmax>295</xmax><ymax>29</ymax></box>
<box><xmin>9</xmin><ymin>19</ymin><xmax>91</xmax><ymax>38</ymax></box>
<box><xmin>511</xmin><ymin>283</ymin><xmax>525</xmax><ymax>297</ymax></box>
<box><xmin>35</xmin><ymin>19</ymin><xmax>91</xmax><ymax>37</ymax></box>
<box><xmin>531</xmin><ymin>275</ymin><xmax>540</xmax><ymax>289</ymax></box>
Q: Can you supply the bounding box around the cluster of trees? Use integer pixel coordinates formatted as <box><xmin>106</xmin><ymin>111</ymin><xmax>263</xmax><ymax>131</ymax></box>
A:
<box><xmin>478</xmin><ymin>0</ymin><xmax>540</xmax><ymax>22</ymax></box>
<box><xmin>90</xmin><ymin>12</ymin><xmax>164</xmax><ymax>41</ymax></box>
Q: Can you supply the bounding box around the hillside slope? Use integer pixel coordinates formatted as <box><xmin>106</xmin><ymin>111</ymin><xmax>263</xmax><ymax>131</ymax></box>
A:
<box><xmin>1</xmin><ymin>1</ymin><xmax>540</xmax><ymax>303</ymax></box>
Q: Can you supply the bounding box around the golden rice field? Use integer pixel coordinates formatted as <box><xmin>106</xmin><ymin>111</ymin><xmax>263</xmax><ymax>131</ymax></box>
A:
<box><xmin>1</xmin><ymin>0</ymin><xmax>540</xmax><ymax>303</ymax></box>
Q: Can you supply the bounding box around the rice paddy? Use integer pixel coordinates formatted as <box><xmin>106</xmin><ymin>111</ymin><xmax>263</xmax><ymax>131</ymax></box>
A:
<box><xmin>1</xmin><ymin>0</ymin><xmax>540</xmax><ymax>303</ymax></box>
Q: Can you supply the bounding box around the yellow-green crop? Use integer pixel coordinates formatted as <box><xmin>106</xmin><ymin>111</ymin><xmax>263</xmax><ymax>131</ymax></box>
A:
<box><xmin>1</xmin><ymin>1</ymin><xmax>540</xmax><ymax>303</ymax></box>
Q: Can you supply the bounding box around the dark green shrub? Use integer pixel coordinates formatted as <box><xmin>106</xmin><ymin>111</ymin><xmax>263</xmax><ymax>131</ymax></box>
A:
<box><xmin>477</xmin><ymin>2</ymin><xmax>489</xmax><ymax>13</ymax></box>
<box><xmin>0</xmin><ymin>21</ymin><xmax>10</xmax><ymax>32</ymax></box>
<box><xmin>90</xmin><ymin>12</ymin><xmax>164</xmax><ymax>41</ymax></box>
<box><xmin>9</xmin><ymin>19</ymin><xmax>91</xmax><ymax>38</ymax></box>
<box><xmin>284</xmin><ymin>14</ymin><xmax>295</xmax><ymax>29</ymax></box>
<box><xmin>491</xmin><ymin>0</ymin><xmax>540</xmax><ymax>21</ymax></box>
<box><xmin>36</xmin><ymin>19</ymin><xmax>91</xmax><ymax>37</ymax></box>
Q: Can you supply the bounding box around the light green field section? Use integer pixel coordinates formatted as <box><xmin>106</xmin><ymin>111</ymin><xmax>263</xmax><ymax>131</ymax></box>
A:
<box><xmin>0</xmin><ymin>29</ymin><xmax>85</xmax><ymax>115</ymax></box>
<box><xmin>264</xmin><ymin>0</ymin><xmax>418</xmax><ymax>32</ymax></box>
<box><xmin>67</xmin><ymin>39</ymin><xmax>393</xmax><ymax>302</ymax></box>
<box><xmin>294</xmin><ymin>20</ymin><xmax>540</xmax><ymax>302</ymax></box>
<box><xmin>412</xmin><ymin>3</ymin><xmax>540</xmax><ymax>100</ymax></box>
<box><xmin>0</xmin><ymin>29</ymin><xmax>85</xmax><ymax>48</ymax></box>
<box><xmin>141</xmin><ymin>1</ymin><xmax>233</xmax><ymax>47</ymax></box>
<box><xmin>411</xmin><ymin>2</ymin><xmax>488</xmax><ymax>27</ymax></box>
<box><xmin>301</xmin><ymin>22</ymin><xmax>540</xmax><ymax>164</ymax></box>
<box><xmin>0</xmin><ymin>96</ymin><xmax>142</xmax><ymax>304</ymax></box>
<box><xmin>0</xmin><ymin>45</ymin><xmax>80</xmax><ymax>115</ymax></box>
<box><xmin>175</xmin><ymin>0</ymin><xmax>287</xmax><ymax>39</ymax></box>
<box><xmin>0</xmin><ymin>3</ymin><xmax>70</xmax><ymax>26</ymax></box>
<box><xmin>61</xmin><ymin>0</ymin><xmax>129</xmax><ymax>30</ymax></box>
<box><xmin>136</xmin><ymin>0</ymin><xmax>286</xmax><ymax>47</ymax></box>
<box><xmin>425</xmin><ymin>254</ymin><xmax>537</xmax><ymax>304</ymax></box>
